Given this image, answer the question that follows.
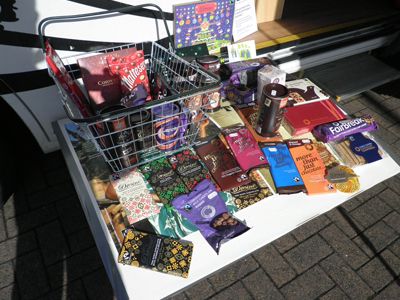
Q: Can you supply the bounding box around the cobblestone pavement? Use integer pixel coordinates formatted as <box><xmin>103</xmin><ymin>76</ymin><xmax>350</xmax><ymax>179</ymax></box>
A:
<box><xmin>1</xmin><ymin>87</ymin><xmax>400</xmax><ymax>300</ymax></box>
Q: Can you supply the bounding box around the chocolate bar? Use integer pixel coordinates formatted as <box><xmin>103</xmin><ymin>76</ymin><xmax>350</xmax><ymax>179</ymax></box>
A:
<box><xmin>118</xmin><ymin>229</ymin><xmax>193</xmax><ymax>278</ymax></box>
<box><xmin>312</xmin><ymin>115</ymin><xmax>378</xmax><ymax>143</ymax></box>
<box><xmin>168</xmin><ymin>149</ymin><xmax>211</xmax><ymax>190</ymax></box>
<box><xmin>261</xmin><ymin>143</ymin><xmax>306</xmax><ymax>194</ymax></box>
<box><xmin>223</xmin><ymin>127</ymin><xmax>268</xmax><ymax>171</ymax></box>
<box><xmin>195</xmin><ymin>137</ymin><xmax>251</xmax><ymax>190</ymax></box>
<box><xmin>139</xmin><ymin>158</ymin><xmax>188</xmax><ymax>205</ymax></box>
<box><xmin>229</xmin><ymin>180</ymin><xmax>271</xmax><ymax>210</ymax></box>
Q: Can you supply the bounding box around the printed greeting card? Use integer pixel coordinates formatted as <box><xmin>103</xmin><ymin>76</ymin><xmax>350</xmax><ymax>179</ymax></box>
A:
<box><xmin>173</xmin><ymin>0</ymin><xmax>235</xmax><ymax>54</ymax></box>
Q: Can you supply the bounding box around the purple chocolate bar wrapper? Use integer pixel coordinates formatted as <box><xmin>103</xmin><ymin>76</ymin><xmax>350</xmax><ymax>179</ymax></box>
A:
<box><xmin>172</xmin><ymin>179</ymin><xmax>249</xmax><ymax>254</ymax></box>
<box><xmin>313</xmin><ymin>115</ymin><xmax>378</xmax><ymax>143</ymax></box>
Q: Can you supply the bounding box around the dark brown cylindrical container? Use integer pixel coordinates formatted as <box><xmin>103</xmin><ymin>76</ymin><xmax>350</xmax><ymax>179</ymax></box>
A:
<box><xmin>100</xmin><ymin>105</ymin><xmax>137</xmax><ymax>169</ymax></box>
<box><xmin>256</xmin><ymin>83</ymin><xmax>288</xmax><ymax>137</ymax></box>
<box><xmin>196</xmin><ymin>55</ymin><xmax>220</xmax><ymax>74</ymax></box>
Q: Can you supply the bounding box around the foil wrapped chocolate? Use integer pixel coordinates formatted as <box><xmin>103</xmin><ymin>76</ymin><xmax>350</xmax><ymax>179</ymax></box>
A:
<box><xmin>313</xmin><ymin>115</ymin><xmax>378</xmax><ymax>143</ymax></box>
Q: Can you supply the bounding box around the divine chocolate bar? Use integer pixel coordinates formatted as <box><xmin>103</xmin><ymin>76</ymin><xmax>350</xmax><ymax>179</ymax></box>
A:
<box><xmin>118</xmin><ymin>229</ymin><xmax>193</xmax><ymax>278</ymax></box>
<box><xmin>195</xmin><ymin>137</ymin><xmax>251</xmax><ymax>191</ymax></box>
<box><xmin>229</xmin><ymin>180</ymin><xmax>271</xmax><ymax>210</ymax></box>
<box><xmin>139</xmin><ymin>158</ymin><xmax>188</xmax><ymax>205</ymax></box>
<box><xmin>168</xmin><ymin>149</ymin><xmax>211</xmax><ymax>190</ymax></box>
<box><xmin>223</xmin><ymin>127</ymin><xmax>268</xmax><ymax>171</ymax></box>
<box><xmin>261</xmin><ymin>143</ymin><xmax>306</xmax><ymax>194</ymax></box>
<box><xmin>111</xmin><ymin>169</ymin><xmax>160</xmax><ymax>224</ymax></box>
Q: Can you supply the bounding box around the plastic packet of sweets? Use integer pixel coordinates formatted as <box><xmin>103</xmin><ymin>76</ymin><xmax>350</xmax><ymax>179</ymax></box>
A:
<box><xmin>223</xmin><ymin>127</ymin><xmax>268</xmax><ymax>171</ymax></box>
<box><xmin>172</xmin><ymin>179</ymin><xmax>250</xmax><ymax>254</ymax></box>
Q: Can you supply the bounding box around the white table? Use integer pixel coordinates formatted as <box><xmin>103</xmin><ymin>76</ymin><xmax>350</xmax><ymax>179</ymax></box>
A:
<box><xmin>54</xmin><ymin>118</ymin><xmax>400</xmax><ymax>300</ymax></box>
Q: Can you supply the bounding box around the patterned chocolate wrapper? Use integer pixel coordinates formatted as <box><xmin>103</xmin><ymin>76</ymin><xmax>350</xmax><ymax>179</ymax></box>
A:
<box><xmin>118</xmin><ymin>229</ymin><xmax>193</xmax><ymax>278</ymax></box>
<box><xmin>139</xmin><ymin>158</ymin><xmax>188</xmax><ymax>205</ymax></box>
<box><xmin>111</xmin><ymin>169</ymin><xmax>160</xmax><ymax>224</ymax></box>
<box><xmin>313</xmin><ymin>115</ymin><xmax>378</xmax><ymax>143</ymax></box>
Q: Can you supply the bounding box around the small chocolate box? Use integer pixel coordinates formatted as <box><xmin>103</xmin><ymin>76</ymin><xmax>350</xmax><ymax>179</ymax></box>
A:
<box><xmin>118</xmin><ymin>229</ymin><xmax>193</xmax><ymax>278</ymax></box>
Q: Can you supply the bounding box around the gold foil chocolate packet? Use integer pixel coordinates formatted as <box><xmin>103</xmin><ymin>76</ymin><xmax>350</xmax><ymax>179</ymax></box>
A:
<box><xmin>332</xmin><ymin>165</ymin><xmax>360</xmax><ymax>193</ymax></box>
<box><xmin>118</xmin><ymin>229</ymin><xmax>193</xmax><ymax>278</ymax></box>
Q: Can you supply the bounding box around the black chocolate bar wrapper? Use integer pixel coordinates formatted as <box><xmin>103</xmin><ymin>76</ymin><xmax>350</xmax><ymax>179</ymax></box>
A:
<box><xmin>118</xmin><ymin>229</ymin><xmax>193</xmax><ymax>278</ymax></box>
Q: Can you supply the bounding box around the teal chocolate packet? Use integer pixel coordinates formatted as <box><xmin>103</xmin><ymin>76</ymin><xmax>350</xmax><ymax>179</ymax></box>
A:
<box><xmin>139</xmin><ymin>158</ymin><xmax>188</xmax><ymax>205</ymax></box>
<box><xmin>118</xmin><ymin>229</ymin><xmax>193</xmax><ymax>278</ymax></box>
<box><xmin>168</xmin><ymin>148</ymin><xmax>211</xmax><ymax>190</ymax></box>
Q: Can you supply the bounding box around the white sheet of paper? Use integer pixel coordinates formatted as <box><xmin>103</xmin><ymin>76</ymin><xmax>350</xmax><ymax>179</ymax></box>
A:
<box><xmin>227</xmin><ymin>40</ymin><xmax>257</xmax><ymax>62</ymax></box>
<box><xmin>232</xmin><ymin>0</ymin><xmax>258</xmax><ymax>41</ymax></box>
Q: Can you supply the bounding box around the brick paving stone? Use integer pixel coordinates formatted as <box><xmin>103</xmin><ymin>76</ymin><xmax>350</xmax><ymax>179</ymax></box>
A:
<box><xmin>280</xmin><ymin>265</ymin><xmax>334</xmax><ymax>300</ymax></box>
<box><xmin>208</xmin><ymin>256</ymin><xmax>258</xmax><ymax>291</ymax></box>
<box><xmin>388</xmin><ymin>123</ymin><xmax>400</xmax><ymax>139</ymax></box>
<box><xmin>27</xmin><ymin>182</ymin><xmax>76</xmax><ymax>209</ymax></box>
<box><xmin>389</xmin><ymin>238</ymin><xmax>400</xmax><ymax>258</ymax></box>
<box><xmin>168</xmin><ymin>292</ymin><xmax>188</xmax><ymax>300</ymax></box>
<box><xmin>373</xmin><ymin>126</ymin><xmax>399</xmax><ymax>145</ymax></box>
<box><xmin>41</xmin><ymin>151</ymin><xmax>66</xmax><ymax>172</ymax></box>
<box><xmin>184</xmin><ymin>280</ymin><xmax>215</xmax><ymax>300</ymax></box>
<box><xmin>319</xmin><ymin>287</ymin><xmax>349</xmax><ymax>300</ymax></box>
<box><xmin>22</xmin><ymin>167</ymin><xmax>48</xmax><ymax>194</ymax></box>
<box><xmin>353</xmin><ymin>221</ymin><xmax>398</xmax><ymax>257</ymax></box>
<box><xmin>0</xmin><ymin>231</ymin><xmax>37</xmax><ymax>264</ymax></box>
<box><xmin>67</xmin><ymin>228</ymin><xmax>96</xmax><ymax>254</ymax></box>
<box><xmin>47</xmin><ymin>247</ymin><xmax>103</xmax><ymax>289</ymax></box>
<box><xmin>349</xmin><ymin>197</ymin><xmax>392</xmax><ymax>228</ymax></box>
<box><xmin>320</xmin><ymin>224</ymin><xmax>369</xmax><ymax>269</ymax></box>
<box><xmin>241</xmin><ymin>268</ymin><xmax>284</xmax><ymax>300</ymax></box>
<box><xmin>374</xmin><ymin>281</ymin><xmax>400</xmax><ymax>299</ymax></box>
<box><xmin>48</xmin><ymin>280</ymin><xmax>87</xmax><ymax>300</ymax></box>
<box><xmin>283</xmin><ymin>235</ymin><xmax>332</xmax><ymax>274</ymax></box>
<box><xmin>382</xmin><ymin>96</ymin><xmax>400</xmax><ymax>110</ymax></box>
<box><xmin>253</xmin><ymin>244</ymin><xmax>296</xmax><ymax>287</ymax></box>
<box><xmin>15</xmin><ymin>251</ymin><xmax>50</xmax><ymax>300</ymax></box>
<box><xmin>36</xmin><ymin>220</ymin><xmax>70</xmax><ymax>266</ymax></box>
<box><xmin>379</xmin><ymin>188</ymin><xmax>400</xmax><ymax>212</ymax></box>
<box><xmin>355</xmin><ymin>108</ymin><xmax>396</xmax><ymax>129</ymax></box>
<box><xmin>326</xmin><ymin>208</ymin><xmax>364</xmax><ymax>239</ymax></box>
<box><xmin>342</xmin><ymin>99</ymin><xmax>366</xmax><ymax>115</ymax></box>
<box><xmin>2</xmin><ymin>190</ymin><xmax>29</xmax><ymax>220</ymax></box>
<box><xmin>355</xmin><ymin>182</ymin><xmax>387</xmax><ymax>203</ymax></box>
<box><xmin>383</xmin><ymin>211</ymin><xmax>400</xmax><ymax>234</ymax></box>
<box><xmin>320</xmin><ymin>254</ymin><xmax>374</xmax><ymax>298</ymax></box>
<box><xmin>273</xmin><ymin>233</ymin><xmax>298</xmax><ymax>254</ymax></box>
<box><xmin>384</xmin><ymin>175</ymin><xmax>400</xmax><ymax>195</ymax></box>
<box><xmin>0</xmin><ymin>261</ymin><xmax>14</xmax><ymax>289</ymax></box>
<box><xmin>5</xmin><ymin>204</ymin><xmax>58</xmax><ymax>238</ymax></box>
<box><xmin>82</xmin><ymin>269</ymin><xmax>114</xmax><ymax>300</ymax></box>
<box><xmin>210</xmin><ymin>282</ymin><xmax>252</xmax><ymax>300</ymax></box>
<box><xmin>340</xmin><ymin>197</ymin><xmax>362</xmax><ymax>212</ymax></box>
<box><xmin>45</xmin><ymin>168</ymin><xmax>73</xmax><ymax>187</ymax></box>
<box><xmin>0</xmin><ymin>284</ymin><xmax>18</xmax><ymax>300</ymax></box>
<box><xmin>358</xmin><ymin>249</ymin><xmax>400</xmax><ymax>292</ymax></box>
<box><xmin>291</xmin><ymin>215</ymin><xmax>330</xmax><ymax>242</ymax></box>
<box><xmin>0</xmin><ymin>210</ymin><xmax>6</xmax><ymax>242</ymax></box>
<box><xmin>56</xmin><ymin>196</ymin><xmax>89</xmax><ymax>234</ymax></box>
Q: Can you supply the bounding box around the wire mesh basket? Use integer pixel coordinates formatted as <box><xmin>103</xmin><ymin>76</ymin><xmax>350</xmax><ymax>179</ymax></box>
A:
<box><xmin>39</xmin><ymin>4</ymin><xmax>221</xmax><ymax>172</ymax></box>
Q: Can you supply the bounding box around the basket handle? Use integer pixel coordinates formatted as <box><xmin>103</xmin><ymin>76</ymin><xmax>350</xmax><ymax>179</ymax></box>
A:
<box><xmin>38</xmin><ymin>3</ymin><xmax>173</xmax><ymax>52</ymax></box>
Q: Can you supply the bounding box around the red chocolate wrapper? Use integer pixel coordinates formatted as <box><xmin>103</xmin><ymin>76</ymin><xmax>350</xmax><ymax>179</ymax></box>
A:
<box><xmin>107</xmin><ymin>50</ymin><xmax>151</xmax><ymax>101</ymax></box>
<box><xmin>224</xmin><ymin>127</ymin><xmax>268</xmax><ymax>171</ymax></box>
<box><xmin>313</xmin><ymin>115</ymin><xmax>378</xmax><ymax>143</ymax></box>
